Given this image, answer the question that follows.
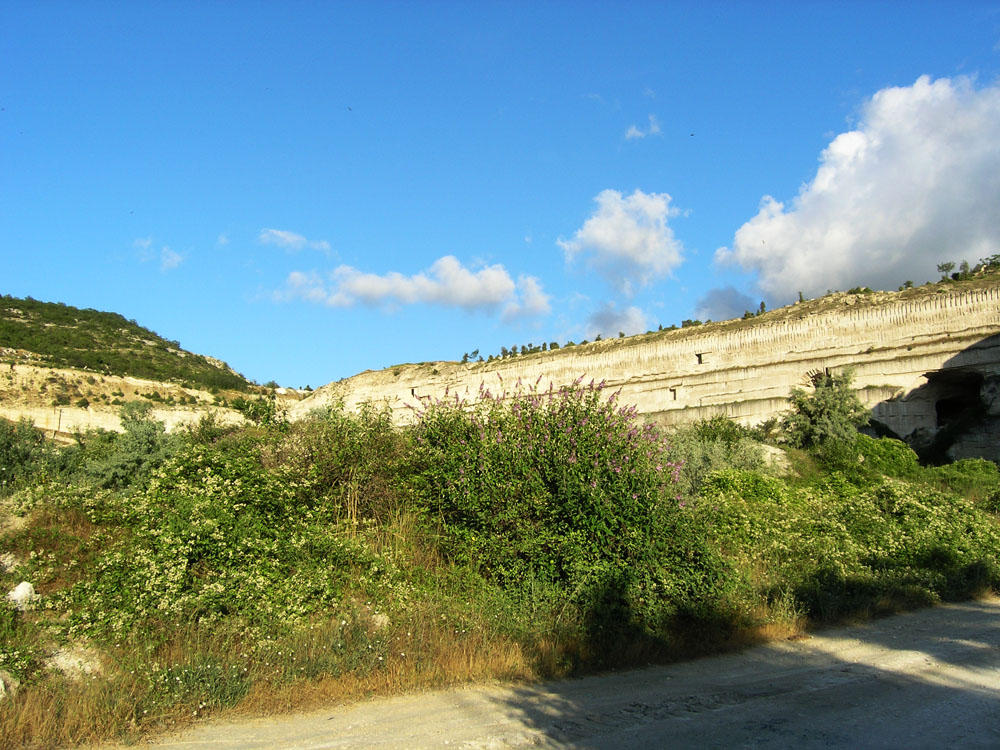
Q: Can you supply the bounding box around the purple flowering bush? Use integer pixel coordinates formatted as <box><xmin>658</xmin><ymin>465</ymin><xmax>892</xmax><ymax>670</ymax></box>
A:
<box><xmin>411</xmin><ymin>379</ymin><xmax>731</xmax><ymax>639</ymax></box>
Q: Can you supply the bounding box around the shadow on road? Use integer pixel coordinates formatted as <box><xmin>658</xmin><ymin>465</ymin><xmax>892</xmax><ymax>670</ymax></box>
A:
<box><xmin>485</xmin><ymin>597</ymin><xmax>1000</xmax><ymax>749</ymax></box>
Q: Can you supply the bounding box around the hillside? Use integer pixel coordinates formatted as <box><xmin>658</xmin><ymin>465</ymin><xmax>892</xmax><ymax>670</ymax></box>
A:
<box><xmin>0</xmin><ymin>295</ymin><xmax>250</xmax><ymax>392</ymax></box>
<box><xmin>0</xmin><ymin>296</ymin><xmax>307</xmax><ymax>439</ymax></box>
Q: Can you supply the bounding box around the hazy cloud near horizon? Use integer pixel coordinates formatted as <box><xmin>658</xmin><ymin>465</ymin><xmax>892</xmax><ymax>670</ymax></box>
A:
<box><xmin>694</xmin><ymin>286</ymin><xmax>757</xmax><ymax>322</ymax></box>
<box><xmin>716</xmin><ymin>76</ymin><xmax>1000</xmax><ymax>302</ymax></box>
<box><xmin>586</xmin><ymin>302</ymin><xmax>647</xmax><ymax>339</ymax></box>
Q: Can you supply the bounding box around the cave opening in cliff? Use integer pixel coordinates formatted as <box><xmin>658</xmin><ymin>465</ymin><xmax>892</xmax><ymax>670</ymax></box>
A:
<box><xmin>930</xmin><ymin>370</ymin><xmax>984</xmax><ymax>429</ymax></box>
<box><xmin>914</xmin><ymin>368</ymin><xmax>987</xmax><ymax>465</ymax></box>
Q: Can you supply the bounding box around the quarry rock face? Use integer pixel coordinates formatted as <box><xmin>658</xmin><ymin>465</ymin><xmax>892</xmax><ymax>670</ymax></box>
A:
<box><xmin>294</xmin><ymin>285</ymin><xmax>1000</xmax><ymax>462</ymax></box>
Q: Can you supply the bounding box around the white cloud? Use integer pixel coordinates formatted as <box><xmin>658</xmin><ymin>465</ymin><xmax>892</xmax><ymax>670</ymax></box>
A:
<box><xmin>585</xmin><ymin>302</ymin><xmax>647</xmax><ymax>339</ymax></box>
<box><xmin>558</xmin><ymin>188</ymin><xmax>684</xmax><ymax>295</ymax></box>
<box><xmin>134</xmin><ymin>236</ymin><xmax>182</xmax><ymax>271</ymax></box>
<box><xmin>503</xmin><ymin>275</ymin><xmax>552</xmax><ymax>321</ymax></box>
<box><xmin>625</xmin><ymin>114</ymin><xmax>661</xmax><ymax>140</ymax></box>
<box><xmin>217</xmin><ymin>233</ymin><xmax>229</xmax><ymax>246</ymax></box>
<box><xmin>160</xmin><ymin>247</ymin><xmax>183</xmax><ymax>271</ymax></box>
<box><xmin>277</xmin><ymin>270</ymin><xmax>328</xmax><ymax>304</ymax></box>
<box><xmin>694</xmin><ymin>286</ymin><xmax>757</xmax><ymax>322</ymax></box>
<box><xmin>258</xmin><ymin>227</ymin><xmax>331</xmax><ymax>253</ymax></box>
<box><xmin>278</xmin><ymin>256</ymin><xmax>549</xmax><ymax>319</ymax></box>
<box><xmin>716</xmin><ymin>75</ymin><xmax>1000</xmax><ymax>301</ymax></box>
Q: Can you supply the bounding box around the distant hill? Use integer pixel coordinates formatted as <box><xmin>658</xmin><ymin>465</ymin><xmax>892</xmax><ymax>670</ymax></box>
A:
<box><xmin>0</xmin><ymin>295</ymin><xmax>250</xmax><ymax>392</ymax></box>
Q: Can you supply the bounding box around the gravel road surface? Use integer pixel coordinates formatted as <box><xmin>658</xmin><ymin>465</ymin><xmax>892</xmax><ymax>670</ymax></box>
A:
<box><xmin>111</xmin><ymin>597</ymin><xmax>1000</xmax><ymax>749</ymax></box>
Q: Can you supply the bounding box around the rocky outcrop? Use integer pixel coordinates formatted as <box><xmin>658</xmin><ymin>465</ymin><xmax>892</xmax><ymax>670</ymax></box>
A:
<box><xmin>294</xmin><ymin>284</ymin><xmax>1000</xmax><ymax>462</ymax></box>
<box><xmin>6</xmin><ymin>581</ymin><xmax>38</xmax><ymax>611</ymax></box>
<box><xmin>0</xmin><ymin>364</ymin><xmax>258</xmax><ymax>441</ymax></box>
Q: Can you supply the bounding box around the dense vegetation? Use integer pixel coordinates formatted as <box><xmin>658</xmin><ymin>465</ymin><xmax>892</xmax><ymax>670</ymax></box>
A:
<box><xmin>0</xmin><ymin>295</ymin><xmax>250</xmax><ymax>391</ymax></box>
<box><xmin>1</xmin><ymin>376</ymin><xmax>999</xmax><ymax>748</ymax></box>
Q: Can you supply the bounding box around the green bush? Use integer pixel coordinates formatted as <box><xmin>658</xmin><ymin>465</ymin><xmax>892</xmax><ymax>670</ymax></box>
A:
<box><xmin>668</xmin><ymin>416</ymin><xmax>767</xmax><ymax>500</ymax></box>
<box><xmin>63</xmin><ymin>438</ymin><xmax>392</xmax><ymax>638</ymax></box>
<box><xmin>694</xmin><ymin>468</ymin><xmax>1000</xmax><ymax>621</ymax></box>
<box><xmin>929</xmin><ymin>458</ymin><xmax>1000</xmax><ymax>502</ymax></box>
<box><xmin>270</xmin><ymin>402</ymin><xmax>403</xmax><ymax>523</ymax></box>
<box><xmin>231</xmin><ymin>394</ymin><xmax>285</xmax><ymax>426</ymax></box>
<box><xmin>0</xmin><ymin>418</ymin><xmax>47</xmax><ymax>494</ymax></box>
<box><xmin>407</xmin><ymin>381</ymin><xmax>738</xmax><ymax>643</ymax></box>
<box><xmin>83</xmin><ymin>401</ymin><xmax>178</xmax><ymax>490</ymax></box>
<box><xmin>783</xmin><ymin>370</ymin><xmax>869</xmax><ymax>448</ymax></box>
<box><xmin>853</xmin><ymin>434</ymin><xmax>920</xmax><ymax>477</ymax></box>
<box><xmin>413</xmin><ymin>383</ymin><xmax>677</xmax><ymax>586</ymax></box>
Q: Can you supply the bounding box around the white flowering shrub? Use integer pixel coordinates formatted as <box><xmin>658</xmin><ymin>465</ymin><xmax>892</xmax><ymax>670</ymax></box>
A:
<box><xmin>64</xmin><ymin>440</ymin><xmax>402</xmax><ymax>639</ymax></box>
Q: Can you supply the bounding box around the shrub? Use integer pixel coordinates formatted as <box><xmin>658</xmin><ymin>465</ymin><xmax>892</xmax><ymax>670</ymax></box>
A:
<box><xmin>668</xmin><ymin>416</ymin><xmax>767</xmax><ymax>500</ymax></box>
<box><xmin>929</xmin><ymin>458</ymin><xmax>1000</xmax><ymax>503</ymax></box>
<box><xmin>412</xmin><ymin>382</ymin><xmax>677</xmax><ymax>585</ymax></box>
<box><xmin>783</xmin><ymin>370</ymin><xmax>869</xmax><ymax>448</ymax></box>
<box><xmin>84</xmin><ymin>401</ymin><xmax>177</xmax><ymax>490</ymax></box>
<box><xmin>61</xmin><ymin>438</ymin><xmax>394</xmax><ymax>639</ymax></box>
<box><xmin>695</xmin><ymin>468</ymin><xmax>1000</xmax><ymax>620</ymax></box>
<box><xmin>231</xmin><ymin>394</ymin><xmax>285</xmax><ymax>426</ymax></box>
<box><xmin>407</xmin><ymin>380</ymin><xmax>734</xmax><ymax>643</ymax></box>
<box><xmin>0</xmin><ymin>418</ymin><xmax>47</xmax><ymax>494</ymax></box>
<box><xmin>854</xmin><ymin>434</ymin><xmax>920</xmax><ymax>478</ymax></box>
<box><xmin>266</xmin><ymin>401</ymin><xmax>404</xmax><ymax>524</ymax></box>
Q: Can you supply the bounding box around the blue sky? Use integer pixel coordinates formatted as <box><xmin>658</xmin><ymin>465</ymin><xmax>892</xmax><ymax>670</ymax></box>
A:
<box><xmin>3</xmin><ymin>1</ymin><xmax>1000</xmax><ymax>388</ymax></box>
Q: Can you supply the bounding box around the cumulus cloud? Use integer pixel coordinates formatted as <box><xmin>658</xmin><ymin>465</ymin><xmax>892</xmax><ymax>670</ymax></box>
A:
<box><xmin>277</xmin><ymin>255</ymin><xmax>549</xmax><ymax>319</ymax></box>
<box><xmin>558</xmin><ymin>188</ymin><xmax>684</xmax><ymax>295</ymax></box>
<box><xmin>694</xmin><ymin>286</ymin><xmax>757</xmax><ymax>322</ymax></box>
<box><xmin>258</xmin><ymin>228</ymin><xmax>331</xmax><ymax>253</ymax></box>
<box><xmin>503</xmin><ymin>275</ymin><xmax>552</xmax><ymax>321</ymax></box>
<box><xmin>585</xmin><ymin>302</ymin><xmax>647</xmax><ymax>339</ymax></box>
<box><xmin>716</xmin><ymin>75</ymin><xmax>1000</xmax><ymax>301</ymax></box>
<box><xmin>625</xmin><ymin>114</ymin><xmax>661</xmax><ymax>140</ymax></box>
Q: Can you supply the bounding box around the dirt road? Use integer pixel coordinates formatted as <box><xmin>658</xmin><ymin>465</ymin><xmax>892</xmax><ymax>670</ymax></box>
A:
<box><xmin>120</xmin><ymin>597</ymin><xmax>1000</xmax><ymax>749</ymax></box>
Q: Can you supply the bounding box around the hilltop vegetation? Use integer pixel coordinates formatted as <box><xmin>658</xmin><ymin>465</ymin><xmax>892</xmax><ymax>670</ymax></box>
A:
<box><xmin>2</xmin><ymin>377</ymin><xmax>998</xmax><ymax>748</ymax></box>
<box><xmin>0</xmin><ymin>295</ymin><xmax>250</xmax><ymax>392</ymax></box>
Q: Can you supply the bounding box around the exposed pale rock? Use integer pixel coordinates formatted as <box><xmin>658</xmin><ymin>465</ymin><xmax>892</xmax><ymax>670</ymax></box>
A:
<box><xmin>0</xmin><ymin>670</ymin><xmax>19</xmax><ymax>702</ymax></box>
<box><xmin>6</xmin><ymin>581</ymin><xmax>38</xmax><ymax>610</ymax></box>
<box><xmin>759</xmin><ymin>444</ymin><xmax>792</xmax><ymax>474</ymax></box>
<box><xmin>0</xmin><ymin>552</ymin><xmax>18</xmax><ymax>572</ymax></box>
<box><xmin>47</xmin><ymin>645</ymin><xmax>102</xmax><ymax>680</ymax></box>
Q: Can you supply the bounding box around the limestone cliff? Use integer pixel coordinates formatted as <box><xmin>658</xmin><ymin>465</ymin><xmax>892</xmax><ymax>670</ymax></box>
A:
<box><xmin>293</xmin><ymin>282</ymin><xmax>1000</xmax><ymax>462</ymax></box>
